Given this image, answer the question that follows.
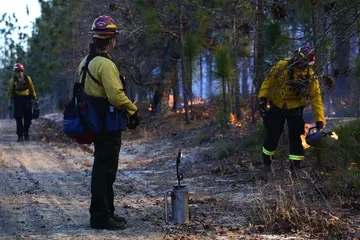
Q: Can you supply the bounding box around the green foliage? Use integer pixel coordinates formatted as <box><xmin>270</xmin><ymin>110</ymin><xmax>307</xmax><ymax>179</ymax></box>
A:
<box><xmin>184</xmin><ymin>34</ymin><xmax>200</xmax><ymax>60</ymax></box>
<box><xmin>25</xmin><ymin>0</ymin><xmax>84</xmax><ymax>99</ymax></box>
<box><xmin>144</xmin><ymin>7</ymin><xmax>162</xmax><ymax>34</ymax></box>
<box><xmin>312</xmin><ymin>120</ymin><xmax>360</xmax><ymax>197</ymax></box>
<box><xmin>216</xmin><ymin>140</ymin><xmax>238</xmax><ymax>159</ymax></box>
<box><xmin>239</xmin><ymin>2</ymin><xmax>253</xmax><ymax>17</ymax></box>
<box><xmin>167</xmin><ymin>2</ymin><xmax>178</xmax><ymax>13</ymax></box>
<box><xmin>213</xmin><ymin>45</ymin><xmax>233</xmax><ymax>79</ymax></box>
<box><xmin>194</xmin><ymin>9</ymin><xmax>208</xmax><ymax>36</ymax></box>
<box><xmin>295</xmin><ymin>0</ymin><xmax>312</xmax><ymax>24</ymax></box>
<box><xmin>264</xmin><ymin>20</ymin><xmax>282</xmax><ymax>51</ymax></box>
<box><xmin>318</xmin><ymin>38</ymin><xmax>332</xmax><ymax>51</ymax></box>
<box><xmin>324</xmin><ymin>168</ymin><xmax>360</xmax><ymax>197</ymax></box>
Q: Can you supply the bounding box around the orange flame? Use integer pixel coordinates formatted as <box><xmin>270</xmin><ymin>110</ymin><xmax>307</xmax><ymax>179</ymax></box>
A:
<box><xmin>349</xmin><ymin>162</ymin><xmax>357</xmax><ymax>170</ymax></box>
<box><xmin>331</xmin><ymin>132</ymin><xmax>339</xmax><ymax>140</ymax></box>
<box><xmin>229</xmin><ymin>113</ymin><xmax>241</xmax><ymax>126</ymax></box>
<box><xmin>301</xmin><ymin>135</ymin><xmax>310</xmax><ymax>149</ymax></box>
<box><xmin>191</xmin><ymin>98</ymin><xmax>206</xmax><ymax>105</ymax></box>
<box><xmin>301</xmin><ymin>123</ymin><xmax>314</xmax><ymax>150</ymax></box>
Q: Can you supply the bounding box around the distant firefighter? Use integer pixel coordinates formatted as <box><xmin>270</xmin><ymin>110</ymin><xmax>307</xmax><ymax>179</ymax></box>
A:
<box><xmin>8</xmin><ymin>63</ymin><xmax>38</xmax><ymax>142</ymax></box>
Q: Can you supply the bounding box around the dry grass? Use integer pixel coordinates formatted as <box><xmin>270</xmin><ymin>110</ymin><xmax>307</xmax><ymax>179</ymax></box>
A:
<box><xmin>244</xmin><ymin>119</ymin><xmax>360</xmax><ymax>238</ymax></box>
<box><xmin>250</xmin><ymin>183</ymin><xmax>352</xmax><ymax>238</ymax></box>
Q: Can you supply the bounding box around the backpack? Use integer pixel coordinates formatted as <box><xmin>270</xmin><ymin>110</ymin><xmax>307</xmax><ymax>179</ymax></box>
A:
<box><xmin>286</xmin><ymin>58</ymin><xmax>311</xmax><ymax>97</ymax></box>
<box><xmin>62</xmin><ymin>54</ymin><xmax>101</xmax><ymax>144</ymax></box>
<box><xmin>62</xmin><ymin>53</ymin><xmax>128</xmax><ymax>144</ymax></box>
<box><xmin>13</xmin><ymin>75</ymin><xmax>30</xmax><ymax>91</ymax></box>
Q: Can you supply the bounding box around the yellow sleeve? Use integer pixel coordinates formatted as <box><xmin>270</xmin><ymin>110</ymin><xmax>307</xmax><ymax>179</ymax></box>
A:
<box><xmin>8</xmin><ymin>78</ymin><xmax>14</xmax><ymax>102</ymax></box>
<box><xmin>309</xmin><ymin>77</ymin><xmax>325</xmax><ymax>124</ymax></box>
<box><xmin>77</xmin><ymin>57</ymin><xmax>87</xmax><ymax>80</ymax></box>
<box><xmin>27</xmin><ymin>76</ymin><xmax>37</xmax><ymax>99</ymax></box>
<box><xmin>258</xmin><ymin>61</ymin><xmax>282</xmax><ymax>98</ymax></box>
<box><xmin>98</xmin><ymin>61</ymin><xmax>138</xmax><ymax>115</ymax></box>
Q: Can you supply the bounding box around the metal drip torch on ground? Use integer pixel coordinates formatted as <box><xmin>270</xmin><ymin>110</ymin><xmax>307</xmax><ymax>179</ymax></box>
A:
<box><xmin>164</xmin><ymin>150</ymin><xmax>190</xmax><ymax>224</ymax></box>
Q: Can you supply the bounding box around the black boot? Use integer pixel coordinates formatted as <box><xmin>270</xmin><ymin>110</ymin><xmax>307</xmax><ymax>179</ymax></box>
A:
<box><xmin>17</xmin><ymin>135</ymin><xmax>23</xmax><ymax>142</ymax></box>
<box><xmin>111</xmin><ymin>213</ymin><xmax>127</xmax><ymax>224</ymax></box>
<box><xmin>24</xmin><ymin>133</ymin><xmax>30</xmax><ymax>141</ymax></box>
<box><xmin>260</xmin><ymin>154</ymin><xmax>273</xmax><ymax>181</ymax></box>
<box><xmin>90</xmin><ymin>217</ymin><xmax>127</xmax><ymax>230</ymax></box>
<box><xmin>289</xmin><ymin>160</ymin><xmax>301</xmax><ymax>179</ymax></box>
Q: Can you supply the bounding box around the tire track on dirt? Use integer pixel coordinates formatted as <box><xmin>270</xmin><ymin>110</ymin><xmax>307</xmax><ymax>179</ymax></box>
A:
<box><xmin>0</xmin><ymin>120</ymin><xmax>51</xmax><ymax>236</ymax></box>
<box><xmin>0</xmin><ymin>142</ymin><xmax>49</xmax><ymax>236</ymax></box>
<box><xmin>19</xmin><ymin>141</ymin><xmax>92</xmax><ymax>233</ymax></box>
<box><xmin>0</xmin><ymin>150</ymin><xmax>23</xmax><ymax>236</ymax></box>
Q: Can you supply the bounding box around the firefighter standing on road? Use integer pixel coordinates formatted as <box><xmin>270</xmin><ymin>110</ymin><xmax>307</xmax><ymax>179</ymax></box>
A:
<box><xmin>79</xmin><ymin>15</ymin><xmax>140</xmax><ymax>230</ymax></box>
<box><xmin>258</xmin><ymin>46</ymin><xmax>325</xmax><ymax>179</ymax></box>
<box><xmin>8</xmin><ymin>63</ymin><xmax>38</xmax><ymax>142</ymax></box>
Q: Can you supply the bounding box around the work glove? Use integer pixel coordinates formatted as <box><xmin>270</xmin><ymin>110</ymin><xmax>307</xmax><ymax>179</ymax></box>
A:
<box><xmin>316</xmin><ymin>121</ymin><xmax>324</xmax><ymax>129</ymax></box>
<box><xmin>8</xmin><ymin>103</ymin><xmax>12</xmax><ymax>111</ymax></box>
<box><xmin>127</xmin><ymin>110</ymin><xmax>140</xmax><ymax>130</ymax></box>
<box><xmin>258</xmin><ymin>97</ymin><xmax>268</xmax><ymax>115</ymax></box>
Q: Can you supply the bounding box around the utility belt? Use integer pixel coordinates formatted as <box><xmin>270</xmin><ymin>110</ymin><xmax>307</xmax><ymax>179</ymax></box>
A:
<box><xmin>85</xmin><ymin>95</ymin><xmax>128</xmax><ymax>133</ymax></box>
<box><xmin>14</xmin><ymin>92</ymin><xmax>31</xmax><ymax>98</ymax></box>
<box><xmin>269</xmin><ymin>101</ymin><xmax>304</xmax><ymax>115</ymax></box>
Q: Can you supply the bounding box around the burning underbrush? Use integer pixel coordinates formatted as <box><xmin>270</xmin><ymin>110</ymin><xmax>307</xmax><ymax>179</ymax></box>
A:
<box><xmin>311</xmin><ymin>119</ymin><xmax>360</xmax><ymax>199</ymax></box>
<box><xmin>235</xmin><ymin>118</ymin><xmax>360</xmax><ymax>238</ymax></box>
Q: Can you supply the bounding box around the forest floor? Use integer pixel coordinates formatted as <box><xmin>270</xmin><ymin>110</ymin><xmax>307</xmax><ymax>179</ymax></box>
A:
<box><xmin>1</xmin><ymin>103</ymin><xmax>360</xmax><ymax>240</ymax></box>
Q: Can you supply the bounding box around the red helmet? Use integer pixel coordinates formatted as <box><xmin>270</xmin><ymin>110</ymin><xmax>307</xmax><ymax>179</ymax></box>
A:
<box><xmin>89</xmin><ymin>15</ymin><xmax>118</xmax><ymax>37</ymax></box>
<box><xmin>295</xmin><ymin>46</ymin><xmax>315</xmax><ymax>66</ymax></box>
<box><xmin>13</xmin><ymin>63</ymin><xmax>25</xmax><ymax>72</ymax></box>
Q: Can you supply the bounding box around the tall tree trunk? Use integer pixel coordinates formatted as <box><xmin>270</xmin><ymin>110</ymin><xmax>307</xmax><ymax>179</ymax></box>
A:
<box><xmin>179</xmin><ymin>0</ymin><xmax>189</xmax><ymax>123</ymax></box>
<box><xmin>189</xmin><ymin>60</ymin><xmax>193</xmax><ymax>119</ymax></box>
<box><xmin>138</xmin><ymin>86</ymin><xmax>148</xmax><ymax>103</ymax></box>
<box><xmin>334</xmin><ymin>3</ymin><xmax>350</xmax><ymax>99</ymax></box>
<box><xmin>227</xmin><ymin>79</ymin><xmax>233</xmax><ymax>113</ymax></box>
<box><xmin>129</xmin><ymin>78</ymin><xmax>136</xmax><ymax>102</ymax></box>
<box><xmin>199</xmin><ymin>53</ymin><xmax>203</xmax><ymax>100</ymax></box>
<box><xmin>222</xmin><ymin>77</ymin><xmax>227</xmax><ymax>123</ymax></box>
<box><xmin>206</xmin><ymin>50</ymin><xmax>213</xmax><ymax>99</ymax></box>
<box><xmin>231</xmin><ymin>16</ymin><xmax>241</xmax><ymax>120</ymax></box>
<box><xmin>242</xmin><ymin>60</ymin><xmax>249</xmax><ymax>97</ymax></box>
<box><xmin>160</xmin><ymin>59</ymin><xmax>178</xmax><ymax>116</ymax></box>
<box><xmin>252</xmin><ymin>0</ymin><xmax>265</xmax><ymax>124</ymax></box>
<box><xmin>172</xmin><ymin>71</ymin><xmax>181</xmax><ymax>111</ymax></box>
<box><xmin>234</xmin><ymin>57</ymin><xmax>241</xmax><ymax>120</ymax></box>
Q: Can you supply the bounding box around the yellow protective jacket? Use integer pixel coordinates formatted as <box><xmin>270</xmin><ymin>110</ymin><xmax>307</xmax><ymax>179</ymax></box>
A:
<box><xmin>258</xmin><ymin>58</ymin><xmax>325</xmax><ymax>123</ymax></box>
<box><xmin>8</xmin><ymin>75</ymin><xmax>37</xmax><ymax>102</ymax></box>
<box><xmin>77</xmin><ymin>53</ymin><xmax>138</xmax><ymax>116</ymax></box>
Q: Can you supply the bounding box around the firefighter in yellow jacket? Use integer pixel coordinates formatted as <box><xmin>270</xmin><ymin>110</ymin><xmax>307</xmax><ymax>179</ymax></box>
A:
<box><xmin>258</xmin><ymin>46</ymin><xmax>325</xmax><ymax>179</ymax></box>
<box><xmin>8</xmin><ymin>63</ymin><xmax>38</xmax><ymax>142</ymax></box>
<box><xmin>78</xmin><ymin>15</ymin><xmax>139</xmax><ymax>230</ymax></box>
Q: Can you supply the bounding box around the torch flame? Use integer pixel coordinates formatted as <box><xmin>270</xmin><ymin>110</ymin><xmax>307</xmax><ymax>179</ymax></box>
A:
<box><xmin>330</xmin><ymin>132</ymin><xmax>339</xmax><ymax>140</ymax></box>
<box><xmin>301</xmin><ymin>134</ymin><xmax>311</xmax><ymax>149</ymax></box>
<box><xmin>300</xmin><ymin>123</ymin><xmax>314</xmax><ymax>150</ymax></box>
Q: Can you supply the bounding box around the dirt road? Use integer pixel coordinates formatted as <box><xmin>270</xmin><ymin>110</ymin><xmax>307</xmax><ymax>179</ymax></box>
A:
<box><xmin>0</xmin><ymin>117</ymin><xmax>308</xmax><ymax>240</ymax></box>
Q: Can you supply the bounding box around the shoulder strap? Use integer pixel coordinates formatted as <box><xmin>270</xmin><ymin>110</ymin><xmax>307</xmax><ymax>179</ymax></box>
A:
<box><xmin>24</xmin><ymin>75</ymin><xmax>29</xmax><ymax>83</ymax></box>
<box><xmin>81</xmin><ymin>53</ymin><xmax>114</xmax><ymax>87</ymax></box>
<box><xmin>287</xmin><ymin>58</ymin><xmax>294</xmax><ymax>81</ymax></box>
<box><xmin>306</xmin><ymin>66</ymin><xmax>310</xmax><ymax>79</ymax></box>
